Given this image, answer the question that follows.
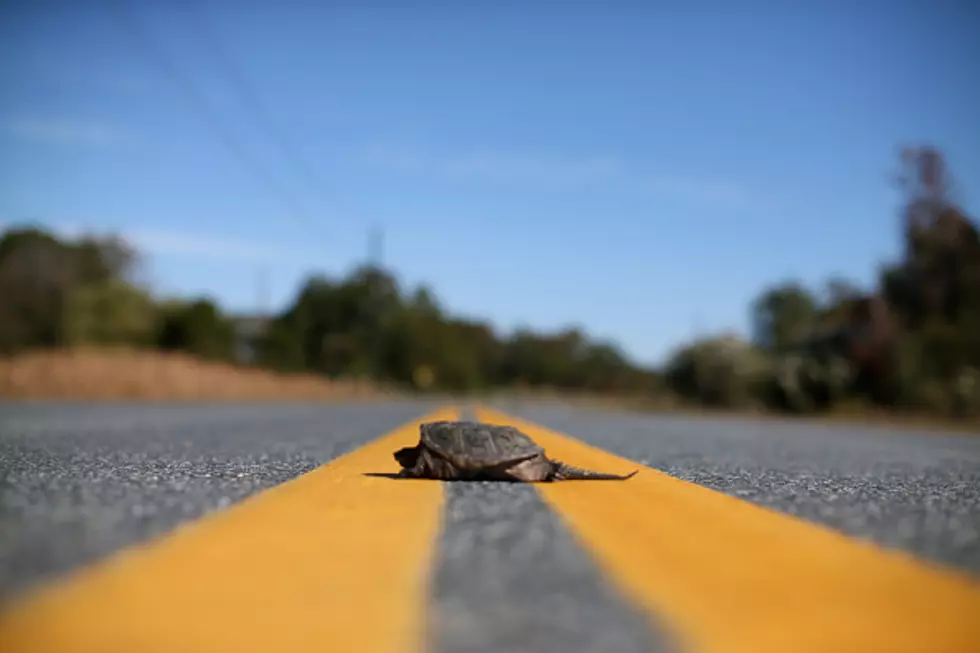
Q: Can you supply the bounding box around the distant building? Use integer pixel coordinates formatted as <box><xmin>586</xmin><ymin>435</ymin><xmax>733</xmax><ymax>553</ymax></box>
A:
<box><xmin>231</xmin><ymin>315</ymin><xmax>271</xmax><ymax>365</ymax></box>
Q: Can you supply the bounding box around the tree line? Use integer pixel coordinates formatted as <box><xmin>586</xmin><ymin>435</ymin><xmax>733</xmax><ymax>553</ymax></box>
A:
<box><xmin>1</xmin><ymin>146</ymin><xmax>977</xmax><ymax>419</ymax></box>
<box><xmin>0</xmin><ymin>224</ymin><xmax>659</xmax><ymax>396</ymax></box>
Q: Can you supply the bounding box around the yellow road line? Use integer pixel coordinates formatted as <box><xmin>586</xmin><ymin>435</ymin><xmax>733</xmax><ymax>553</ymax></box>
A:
<box><xmin>476</xmin><ymin>406</ymin><xmax>980</xmax><ymax>653</ymax></box>
<box><xmin>0</xmin><ymin>406</ymin><xmax>458</xmax><ymax>653</ymax></box>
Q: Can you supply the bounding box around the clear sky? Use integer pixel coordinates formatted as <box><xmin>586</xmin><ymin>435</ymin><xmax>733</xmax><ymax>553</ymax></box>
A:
<box><xmin>1</xmin><ymin>1</ymin><xmax>977</xmax><ymax>366</ymax></box>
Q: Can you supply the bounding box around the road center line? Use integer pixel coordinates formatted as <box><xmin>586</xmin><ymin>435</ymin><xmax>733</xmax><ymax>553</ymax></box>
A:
<box><xmin>0</xmin><ymin>405</ymin><xmax>458</xmax><ymax>653</ymax></box>
<box><xmin>475</xmin><ymin>406</ymin><xmax>980</xmax><ymax>653</ymax></box>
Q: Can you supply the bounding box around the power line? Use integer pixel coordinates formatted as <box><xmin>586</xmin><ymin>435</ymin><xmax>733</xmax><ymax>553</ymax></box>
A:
<box><xmin>101</xmin><ymin>0</ymin><xmax>324</xmax><ymax>237</ymax></box>
<box><xmin>177</xmin><ymin>0</ymin><xmax>332</xmax><ymax>206</ymax></box>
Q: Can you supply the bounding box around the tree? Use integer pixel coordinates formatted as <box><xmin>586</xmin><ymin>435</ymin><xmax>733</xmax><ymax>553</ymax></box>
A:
<box><xmin>62</xmin><ymin>279</ymin><xmax>157</xmax><ymax>346</ymax></box>
<box><xmin>750</xmin><ymin>282</ymin><xmax>819</xmax><ymax>354</ymax></box>
<box><xmin>0</xmin><ymin>229</ymin><xmax>72</xmax><ymax>352</ymax></box>
<box><xmin>665</xmin><ymin>333</ymin><xmax>767</xmax><ymax>408</ymax></box>
<box><xmin>0</xmin><ymin>226</ymin><xmax>145</xmax><ymax>353</ymax></box>
<box><xmin>156</xmin><ymin>298</ymin><xmax>236</xmax><ymax>361</ymax></box>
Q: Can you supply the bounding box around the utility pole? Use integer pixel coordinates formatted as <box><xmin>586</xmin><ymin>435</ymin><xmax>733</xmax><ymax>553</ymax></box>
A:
<box><xmin>242</xmin><ymin>264</ymin><xmax>269</xmax><ymax>365</ymax></box>
<box><xmin>369</xmin><ymin>223</ymin><xmax>384</xmax><ymax>269</ymax></box>
<box><xmin>256</xmin><ymin>264</ymin><xmax>269</xmax><ymax>317</ymax></box>
<box><xmin>368</xmin><ymin>224</ymin><xmax>385</xmax><ymax>382</ymax></box>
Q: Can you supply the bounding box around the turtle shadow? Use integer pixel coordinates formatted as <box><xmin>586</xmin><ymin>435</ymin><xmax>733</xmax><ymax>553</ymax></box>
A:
<box><xmin>361</xmin><ymin>472</ymin><xmax>523</xmax><ymax>483</ymax></box>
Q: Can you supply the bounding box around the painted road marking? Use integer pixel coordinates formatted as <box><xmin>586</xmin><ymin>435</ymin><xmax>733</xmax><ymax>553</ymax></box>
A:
<box><xmin>476</xmin><ymin>406</ymin><xmax>980</xmax><ymax>653</ymax></box>
<box><xmin>0</xmin><ymin>406</ymin><xmax>458</xmax><ymax>653</ymax></box>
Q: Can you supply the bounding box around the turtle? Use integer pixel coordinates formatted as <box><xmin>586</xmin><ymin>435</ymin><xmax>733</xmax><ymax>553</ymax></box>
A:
<box><xmin>393</xmin><ymin>420</ymin><xmax>639</xmax><ymax>482</ymax></box>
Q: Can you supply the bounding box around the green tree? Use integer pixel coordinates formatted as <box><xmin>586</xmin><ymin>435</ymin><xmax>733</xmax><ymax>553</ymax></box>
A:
<box><xmin>751</xmin><ymin>282</ymin><xmax>819</xmax><ymax>354</ymax></box>
<box><xmin>156</xmin><ymin>298</ymin><xmax>236</xmax><ymax>361</ymax></box>
<box><xmin>665</xmin><ymin>334</ymin><xmax>767</xmax><ymax>408</ymax></box>
<box><xmin>0</xmin><ymin>226</ymin><xmax>145</xmax><ymax>353</ymax></box>
<box><xmin>62</xmin><ymin>279</ymin><xmax>157</xmax><ymax>346</ymax></box>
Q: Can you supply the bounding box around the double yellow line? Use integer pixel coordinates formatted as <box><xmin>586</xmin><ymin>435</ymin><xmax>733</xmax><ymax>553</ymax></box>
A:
<box><xmin>0</xmin><ymin>405</ymin><xmax>457</xmax><ymax>653</ymax></box>
<box><xmin>2</xmin><ymin>405</ymin><xmax>979</xmax><ymax>653</ymax></box>
<box><xmin>476</xmin><ymin>407</ymin><xmax>980</xmax><ymax>653</ymax></box>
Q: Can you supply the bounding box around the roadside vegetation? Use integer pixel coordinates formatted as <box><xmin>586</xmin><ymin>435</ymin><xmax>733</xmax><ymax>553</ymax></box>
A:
<box><xmin>0</xmin><ymin>348</ymin><xmax>383</xmax><ymax>401</ymax></box>
<box><xmin>1</xmin><ymin>146</ymin><xmax>978</xmax><ymax>424</ymax></box>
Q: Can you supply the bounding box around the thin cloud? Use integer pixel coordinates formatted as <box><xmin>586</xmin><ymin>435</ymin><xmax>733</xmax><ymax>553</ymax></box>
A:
<box><xmin>361</xmin><ymin>145</ymin><xmax>624</xmax><ymax>187</ymax></box>
<box><xmin>3</xmin><ymin>118</ymin><xmax>129</xmax><ymax>146</ymax></box>
<box><xmin>28</xmin><ymin>58</ymin><xmax>154</xmax><ymax>95</ymax></box>
<box><xmin>641</xmin><ymin>175</ymin><xmax>766</xmax><ymax>210</ymax></box>
<box><xmin>444</xmin><ymin>151</ymin><xmax>623</xmax><ymax>185</ymax></box>
<box><xmin>50</xmin><ymin>223</ymin><xmax>308</xmax><ymax>264</ymax></box>
<box><xmin>123</xmin><ymin>227</ymin><xmax>295</xmax><ymax>264</ymax></box>
<box><xmin>361</xmin><ymin>144</ymin><xmax>767</xmax><ymax>209</ymax></box>
<box><xmin>361</xmin><ymin>145</ymin><xmax>429</xmax><ymax>174</ymax></box>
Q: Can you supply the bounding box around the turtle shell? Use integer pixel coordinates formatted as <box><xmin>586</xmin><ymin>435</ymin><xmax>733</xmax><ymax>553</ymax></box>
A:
<box><xmin>419</xmin><ymin>420</ymin><xmax>545</xmax><ymax>470</ymax></box>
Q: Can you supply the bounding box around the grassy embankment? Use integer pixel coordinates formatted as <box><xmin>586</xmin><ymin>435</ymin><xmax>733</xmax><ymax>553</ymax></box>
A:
<box><xmin>0</xmin><ymin>348</ymin><xmax>389</xmax><ymax>402</ymax></box>
<box><xmin>2</xmin><ymin>348</ymin><xmax>977</xmax><ymax>435</ymax></box>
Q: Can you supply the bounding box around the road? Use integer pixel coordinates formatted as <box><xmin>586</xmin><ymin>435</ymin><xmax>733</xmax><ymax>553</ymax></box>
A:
<box><xmin>1</xmin><ymin>400</ymin><xmax>980</xmax><ymax>652</ymax></box>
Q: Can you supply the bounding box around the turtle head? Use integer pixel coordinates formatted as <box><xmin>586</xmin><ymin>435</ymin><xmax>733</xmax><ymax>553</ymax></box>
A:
<box><xmin>394</xmin><ymin>445</ymin><xmax>421</xmax><ymax>469</ymax></box>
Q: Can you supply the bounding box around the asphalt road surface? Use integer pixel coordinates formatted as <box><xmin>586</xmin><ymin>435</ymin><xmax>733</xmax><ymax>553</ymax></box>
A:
<box><xmin>0</xmin><ymin>401</ymin><xmax>445</xmax><ymax>601</ymax></box>
<box><xmin>505</xmin><ymin>403</ymin><xmax>980</xmax><ymax>575</ymax></box>
<box><xmin>2</xmin><ymin>400</ymin><xmax>979</xmax><ymax>653</ymax></box>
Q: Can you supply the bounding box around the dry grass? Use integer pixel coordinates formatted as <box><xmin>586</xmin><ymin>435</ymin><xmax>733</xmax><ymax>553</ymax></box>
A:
<box><xmin>483</xmin><ymin>388</ymin><xmax>980</xmax><ymax>435</ymax></box>
<box><xmin>0</xmin><ymin>347</ymin><xmax>393</xmax><ymax>402</ymax></box>
<box><xmin>567</xmin><ymin>394</ymin><xmax>980</xmax><ymax>436</ymax></box>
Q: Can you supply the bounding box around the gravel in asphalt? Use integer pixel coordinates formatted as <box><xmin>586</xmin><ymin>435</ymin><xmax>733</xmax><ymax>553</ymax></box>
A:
<box><xmin>4</xmin><ymin>399</ymin><xmax>980</xmax><ymax>652</ymax></box>
<box><xmin>0</xmin><ymin>401</ymin><xmax>437</xmax><ymax>600</ymax></box>
<box><xmin>498</xmin><ymin>402</ymin><xmax>980</xmax><ymax>576</ymax></box>
<box><xmin>430</xmin><ymin>481</ymin><xmax>671</xmax><ymax>653</ymax></box>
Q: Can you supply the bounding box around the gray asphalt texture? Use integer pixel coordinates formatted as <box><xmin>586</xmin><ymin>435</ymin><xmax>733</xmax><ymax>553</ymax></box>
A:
<box><xmin>3</xmin><ymin>400</ymin><xmax>980</xmax><ymax>653</ymax></box>
<box><xmin>431</xmin><ymin>482</ymin><xmax>669</xmax><ymax>653</ymax></box>
<box><xmin>0</xmin><ymin>401</ymin><xmax>439</xmax><ymax>601</ymax></box>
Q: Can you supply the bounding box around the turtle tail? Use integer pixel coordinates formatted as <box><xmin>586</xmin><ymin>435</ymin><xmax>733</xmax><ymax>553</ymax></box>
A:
<box><xmin>549</xmin><ymin>459</ymin><xmax>638</xmax><ymax>481</ymax></box>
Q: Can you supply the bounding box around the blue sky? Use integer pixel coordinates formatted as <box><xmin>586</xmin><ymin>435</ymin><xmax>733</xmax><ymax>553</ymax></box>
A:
<box><xmin>1</xmin><ymin>1</ymin><xmax>977</xmax><ymax>366</ymax></box>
